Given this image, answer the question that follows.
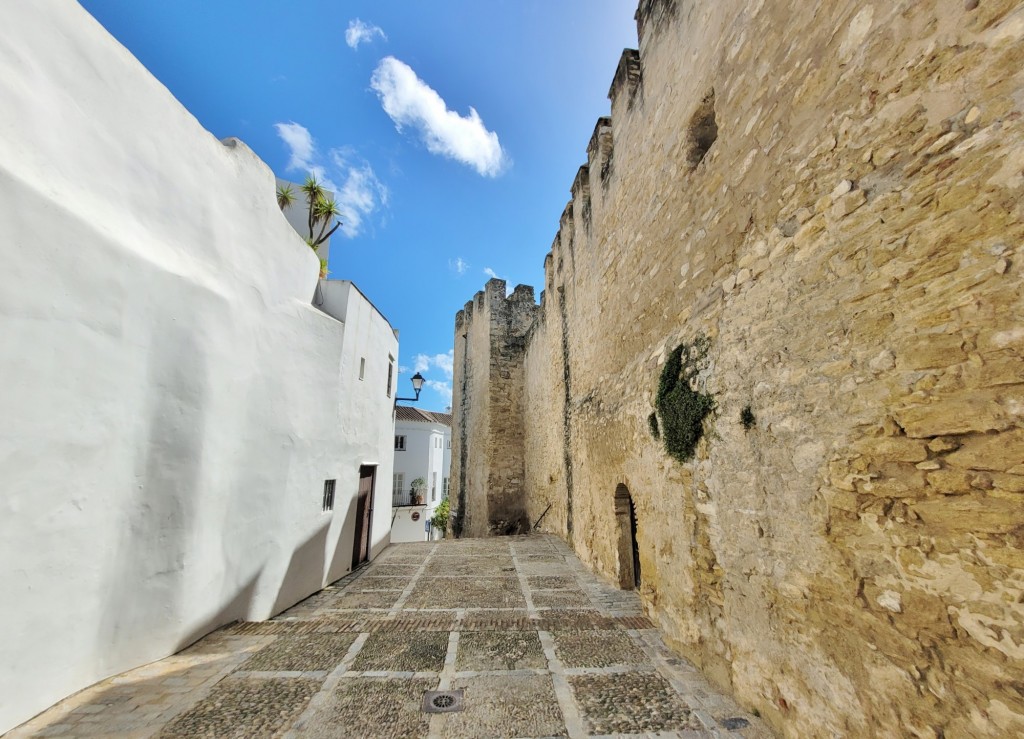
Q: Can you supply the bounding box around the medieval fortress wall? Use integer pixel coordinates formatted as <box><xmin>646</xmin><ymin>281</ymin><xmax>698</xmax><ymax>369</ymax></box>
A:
<box><xmin>451</xmin><ymin>0</ymin><xmax>1024</xmax><ymax>736</ymax></box>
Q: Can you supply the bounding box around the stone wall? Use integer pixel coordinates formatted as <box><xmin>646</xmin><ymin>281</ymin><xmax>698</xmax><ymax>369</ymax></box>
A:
<box><xmin>451</xmin><ymin>280</ymin><xmax>538</xmax><ymax>536</ymax></box>
<box><xmin>451</xmin><ymin>0</ymin><xmax>1024</xmax><ymax>735</ymax></box>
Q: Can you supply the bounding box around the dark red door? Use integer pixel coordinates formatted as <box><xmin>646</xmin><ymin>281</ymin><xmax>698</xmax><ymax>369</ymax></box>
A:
<box><xmin>352</xmin><ymin>466</ymin><xmax>376</xmax><ymax>568</ymax></box>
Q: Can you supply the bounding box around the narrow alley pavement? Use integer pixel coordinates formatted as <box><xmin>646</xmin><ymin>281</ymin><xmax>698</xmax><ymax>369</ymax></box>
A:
<box><xmin>9</xmin><ymin>536</ymin><xmax>771</xmax><ymax>738</ymax></box>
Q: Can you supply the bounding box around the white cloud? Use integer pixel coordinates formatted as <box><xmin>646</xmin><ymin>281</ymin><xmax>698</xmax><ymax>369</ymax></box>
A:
<box><xmin>274</xmin><ymin>123</ymin><xmax>387</xmax><ymax>238</ymax></box>
<box><xmin>413</xmin><ymin>350</ymin><xmax>455</xmax><ymax>379</ymax></box>
<box><xmin>449</xmin><ymin>257</ymin><xmax>469</xmax><ymax>275</ymax></box>
<box><xmin>370</xmin><ymin>57</ymin><xmax>508</xmax><ymax>177</ymax></box>
<box><xmin>330</xmin><ymin>149</ymin><xmax>389</xmax><ymax>236</ymax></box>
<box><xmin>425</xmin><ymin>380</ymin><xmax>453</xmax><ymax>403</ymax></box>
<box><xmin>274</xmin><ymin>122</ymin><xmax>315</xmax><ymax>171</ymax></box>
<box><xmin>483</xmin><ymin>267</ymin><xmax>501</xmax><ymax>281</ymax></box>
<box><xmin>346</xmin><ymin>19</ymin><xmax>386</xmax><ymax>49</ymax></box>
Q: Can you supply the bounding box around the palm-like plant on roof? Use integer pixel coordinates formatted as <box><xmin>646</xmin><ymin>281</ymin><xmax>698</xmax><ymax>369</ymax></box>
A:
<box><xmin>310</xmin><ymin>195</ymin><xmax>343</xmax><ymax>248</ymax></box>
<box><xmin>296</xmin><ymin>176</ymin><xmax>343</xmax><ymax>249</ymax></box>
<box><xmin>276</xmin><ymin>183</ymin><xmax>296</xmax><ymax>210</ymax></box>
<box><xmin>277</xmin><ymin>176</ymin><xmax>344</xmax><ymax>272</ymax></box>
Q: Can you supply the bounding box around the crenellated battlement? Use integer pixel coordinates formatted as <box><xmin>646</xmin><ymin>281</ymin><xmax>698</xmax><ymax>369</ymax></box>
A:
<box><xmin>609</xmin><ymin>49</ymin><xmax>642</xmax><ymax>115</ymax></box>
<box><xmin>586</xmin><ymin>116</ymin><xmax>614</xmax><ymax>187</ymax></box>
<box><xmin>635</xmin><ymin>0</ymin><xmax>680</xmax><ymax>49</ymax></box>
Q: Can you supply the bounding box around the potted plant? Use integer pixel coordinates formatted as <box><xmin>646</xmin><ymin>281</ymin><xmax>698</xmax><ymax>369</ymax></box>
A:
<box><xmin>410</xmin><ymin>477</ymin><xmax>426</xmax><ymax>505</ymax></box>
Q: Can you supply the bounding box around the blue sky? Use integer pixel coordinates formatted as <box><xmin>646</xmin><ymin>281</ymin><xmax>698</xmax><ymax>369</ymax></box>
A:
<box><xmin>79</xmin><ymin>0</ymin><xmax>639</xmax><ymax>411</ymax></box>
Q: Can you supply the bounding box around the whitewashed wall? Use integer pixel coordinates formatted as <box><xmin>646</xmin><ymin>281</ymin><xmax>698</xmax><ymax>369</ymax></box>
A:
<box><xmin>392</xmin><ymin>506</ymin><xmax>430</xmax><ymax>543</ymax></box>
<box><xmin>393</xmin><ymin>418</ymin><xmax>448</xmax><ymax>542</ymax></box>
<box><xmin>0</xmin><ymin>2</ymin><xmax>395</xmax><ymax>732</ymax></box>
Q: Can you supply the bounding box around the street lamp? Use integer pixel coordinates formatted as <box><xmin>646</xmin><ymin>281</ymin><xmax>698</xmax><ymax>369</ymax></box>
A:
<box><xmin>395</xmin><ymin>372</ymin><xmax>425</xmax><ymax>405</ymax></box>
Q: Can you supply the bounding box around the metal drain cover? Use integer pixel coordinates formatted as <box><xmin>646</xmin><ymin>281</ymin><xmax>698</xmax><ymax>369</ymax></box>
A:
<box><xmin>422</xmin><ymin>689</ymin><xmax>465</xmax><ymax>713</ymax></box>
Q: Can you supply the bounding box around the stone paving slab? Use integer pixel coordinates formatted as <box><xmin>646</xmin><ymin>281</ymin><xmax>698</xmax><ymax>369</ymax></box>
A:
<box><xmin>442</xmin><ymin>674</ymin><xmax>567</xmax><ymax>738</ymax></box>
<box><xmin>569</xmin><ymin>672</ymin><xmax>699</xmax><ymax>735</ymax></box>
<box><xmin>456</xmin><ymin>631</ymin><xmax>547</xmax><ymax>671</ymax></box>
<box><xmin>553</xmin><ymin>630</ymin><xmax>649</xmax><ymax>669</ymax></box>
<box><xmin>289</xmin><ymin>677</ymin><xmax>434</xmax><ymax>738</ymax></box>
<box><xmin>8</xmin><ymin>535</ymin><xmax>772</xmax><ymax>739</ymax></box>
<box><xmin>238</xmin><ymin>634</ymin><xmax>357</xmax><ymax>672</ymax></box>
<box><xmin>350</xmin><ymin>632</ymin><xmax>450</xmax><ymax>673</ymax></box>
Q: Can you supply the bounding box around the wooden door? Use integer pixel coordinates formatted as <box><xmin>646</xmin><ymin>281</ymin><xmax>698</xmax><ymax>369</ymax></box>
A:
<box><xmin>352</xmin><ymin>465</ymin><xmax>376</xmax><ymax>568</ymax></box>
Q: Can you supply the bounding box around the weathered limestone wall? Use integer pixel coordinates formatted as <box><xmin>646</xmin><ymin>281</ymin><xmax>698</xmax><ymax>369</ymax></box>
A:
<box><xmin>456</xmin><ymin>0</ymin><xmax>1024</xmax><ymax>736</ymax></box>
<box><xmin>451</xmin><ymin>280</ymin><xmax>538</xmax><ymax>536</ymax></box>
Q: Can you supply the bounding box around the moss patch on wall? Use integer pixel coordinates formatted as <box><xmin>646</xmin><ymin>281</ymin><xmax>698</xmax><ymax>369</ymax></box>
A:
<box><xmin>654</xmin><ymin>336</ymin><xmax>715</xmax><ymax>463</ymax></box>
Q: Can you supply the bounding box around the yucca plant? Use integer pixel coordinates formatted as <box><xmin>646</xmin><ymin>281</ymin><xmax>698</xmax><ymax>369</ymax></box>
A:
<box><xmin>292</xmin><ymin>175</ymin><xmax>343</xmax><ymax>250</ymax></box>
<box><xmin>310</xmin><ymin>195</ymin><xmax>343</xmax><ymax>248</ymax></box>
<box><xmin>276</xmin><ymin>183</ymin><xmax>296</xmax><ymax>210</ymax></box>
<box><xmin>299</xmin><ymin>175</ymin><xmax>323</xmax><ymax>238</ymax></box>
<box><xmin>278</xmin><ymin>176</ymin><xmax>344</xmax><ymax>277</ymax></box>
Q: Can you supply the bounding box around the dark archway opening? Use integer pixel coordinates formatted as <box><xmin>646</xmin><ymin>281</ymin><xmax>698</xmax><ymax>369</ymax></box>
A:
<box><xmin>614</xmin><ymin>484</ymin><xmax>641</xmax><ymax>590</ymax></box>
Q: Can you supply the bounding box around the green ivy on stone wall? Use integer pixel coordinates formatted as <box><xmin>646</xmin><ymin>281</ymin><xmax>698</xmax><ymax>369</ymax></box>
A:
<box><xmin>651</xmin><ymin>335</ymin><xmax>715</xmax><ymax>463</ymax></box>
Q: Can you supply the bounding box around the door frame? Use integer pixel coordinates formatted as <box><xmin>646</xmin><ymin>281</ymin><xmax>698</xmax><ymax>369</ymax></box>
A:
<box><xmin>352</xmin><ymin>464</ymin><xmax>377</xmax><ymax>568</ymax></box>
<box><xmin>614</xmin><ymin>483</ymin><xmax>641</xmax><ymax>590</ymax></box>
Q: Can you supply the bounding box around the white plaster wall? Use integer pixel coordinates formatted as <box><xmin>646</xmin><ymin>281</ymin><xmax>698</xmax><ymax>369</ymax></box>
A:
<box><xmin>443</xmin><ymin>427</ymin><xmax>453</xmax><ymax>498</ymax></box>
<box><xmin>394</xmin><ymin>420</ymin><xmax>448</xmax><ymax>513</ymax></box>
<box><xmin>316</xmin><ymin>279</ymin><xmax>397</xmax><ymax>574</ymax></box>
<box><xmin>0</xmin><ymin>2</ymin><xmax>395</xmax><ymax>732</ymax></box>
<box><xmin>391</xmin><ymin>506</ymin><xmax>429</xmax><ymax>543</ymax></box>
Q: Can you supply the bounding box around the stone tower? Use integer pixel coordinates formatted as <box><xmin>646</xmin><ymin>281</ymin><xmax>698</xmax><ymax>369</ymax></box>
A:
<box><xmin>450</xmin><ymin>279</ymin><xmax>538</xmax><ymax>537</ymax></box>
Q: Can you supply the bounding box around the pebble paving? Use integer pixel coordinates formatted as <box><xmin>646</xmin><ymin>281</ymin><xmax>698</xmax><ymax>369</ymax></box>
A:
<box><xmin>8</xmin><ymin>535</ymin><xmax>773</xmax><ymax>738</ymax></box>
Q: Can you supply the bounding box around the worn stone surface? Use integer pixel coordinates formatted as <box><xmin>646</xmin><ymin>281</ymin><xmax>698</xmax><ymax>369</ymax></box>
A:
<box><xmin>553</xmin><ymin>629</ymin><xmax>648</xmax><ymax>668</ymax></box>
<box><xmin>8</xmin><ymin>537</ymin><xmax>768</xmax><ymax>738</ymax></box>
<box><xmin>350</xmin><ymin>632</ymin><xmax>449</xmax><ymax>673</ymax></box>
<box><xmin>239</xmin><ymin>635</ymin><xmax>357</xmax><ymax>672</ymax></box>
<box><xmin>405</xmin><ymin>576</ymin><xmax>526</xmax><ymax>609</ymax></box>
<box><xmin>159</xmin><ymin>677</ymin><xmax>321</xmax><ymax>738</ymax></box>
<box><xmin>323</xmin><ymin>590</ymin><xmax>401</xmax><ymax>610</ymax></box>
<box><xmin>290</xmin><ymin>678</ymin><xmax>434</xmax><ymax>738</ymax></box>
<box><xmin>449</xmin><ymin>0</ymin><xmax>1024</xmax><ymax>737</ymax></box>
<box><xmin>569</xmin><ymin>672</ymin><xmax>698</xmax><ymax>735</ymax></box>
<box><xmin>456</xmin><ymin>631</ymin><xmax>547</xmax><ymax>670</ymax></box>
<box><xmin>445</xmin><ymin>674</ymin><xmax>566</xmax><ymax>738</ymax></box>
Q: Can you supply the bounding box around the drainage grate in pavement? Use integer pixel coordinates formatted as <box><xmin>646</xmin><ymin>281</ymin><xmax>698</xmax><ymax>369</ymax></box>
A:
<box><xmin>422</xmin><ymin>689</ymin><xmax>465</xmax><ymax>713</ymax></box>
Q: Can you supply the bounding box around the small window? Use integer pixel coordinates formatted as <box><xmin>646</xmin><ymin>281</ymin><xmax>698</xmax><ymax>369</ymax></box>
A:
<box><xmin>431</xmin><ymin>472</ymin><xmax>437</xmax><ymax>502</ymax></box>
<box><xmin>443</xmin><ymin>477</ymin><xmax>450</xmax><ymax>496</ymax></box>
<box><xmin>395</xmin><ymin>435</ymin><xmax>406</xmax><ymax>451</ymax></box>
<box><xmin>447</xmin><ymin>440</ymin><xmax>451</xmax><ymax>449</ymax></box>
<box><xmin>322</xmin><ymin>479</ymin><xmax>336</xmax><ymax>512</ymax></box>
<box><xmin>393</xmin><ymin>472</ymin><xmax>404</xmax><ymax>495</ymax></box>
<box><xmin>359</xmin><ymin>357</ymin><xmax>365</xmax><ymax>380</ymax></box>
<box><xmin>386</xmin><ymin>360</ymin><xmax>394</xmax><ymax>397</ymax></box>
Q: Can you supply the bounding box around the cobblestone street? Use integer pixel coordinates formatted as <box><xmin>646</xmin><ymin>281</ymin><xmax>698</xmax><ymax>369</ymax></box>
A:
<box><xmin>9</xmin><ymin>536</ymin><xmax>770</xmax><ymax>738</ymax></box>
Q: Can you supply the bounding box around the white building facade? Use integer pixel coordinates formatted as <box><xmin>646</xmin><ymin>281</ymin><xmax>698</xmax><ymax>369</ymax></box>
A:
<box><xmin>0</xmin><ymin>3</ymin><xmax>396</xmax><ymax>732</ymax></box>
<box><xmin>391</xmin><ymin>407</ymin><xmax>452</xmax><ymax>542</ymax></box>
